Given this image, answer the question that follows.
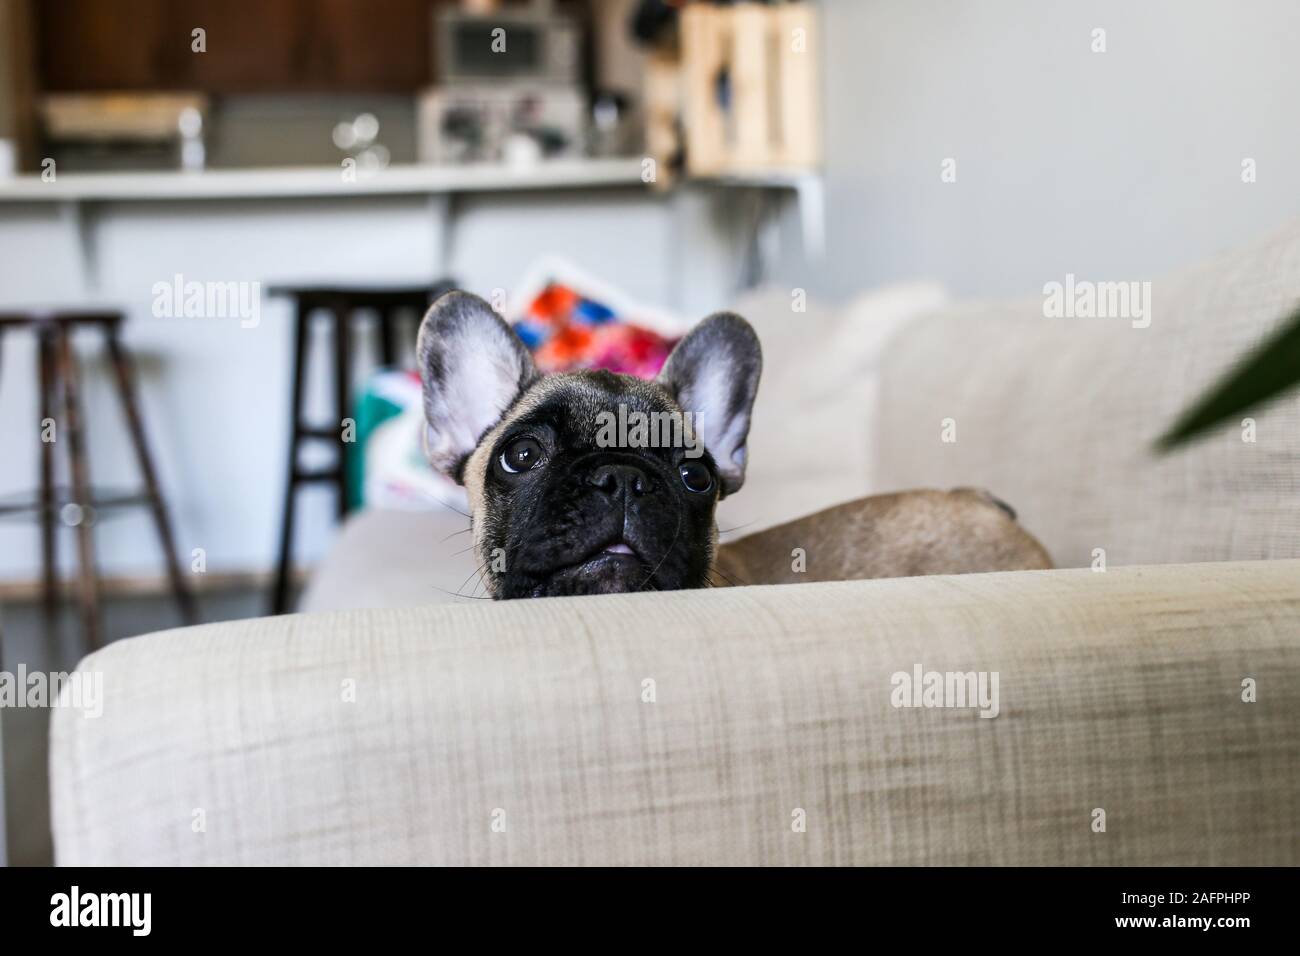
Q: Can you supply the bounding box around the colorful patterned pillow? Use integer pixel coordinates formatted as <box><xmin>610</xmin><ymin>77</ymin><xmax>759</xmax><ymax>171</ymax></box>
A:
<box><xmin>513</xmin><ymin>282</ymin><xmax>678</xmax><ymax>378</ymax></box>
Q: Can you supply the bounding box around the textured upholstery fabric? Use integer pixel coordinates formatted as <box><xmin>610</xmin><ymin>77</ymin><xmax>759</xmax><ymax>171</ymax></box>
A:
<box><xmin>874</xmin><ymin>218</ymin><xmax>1300</xmax><ymax>569</ymax></box>
<box><xmin>52</xmin><ymin>560</ymin><xmax>1300</xmax><ymax>866</ymax></box>
<box><xmin>298</xmin><ymin>507</ymin><xmax>477</xmax><ymax>612</ymax></box>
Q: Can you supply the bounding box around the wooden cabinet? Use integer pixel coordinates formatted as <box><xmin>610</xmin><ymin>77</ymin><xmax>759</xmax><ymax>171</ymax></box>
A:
<box><xmin>37</xmin><ymin>0</ymin><xmax>434</xmax><ymax>93</ymax></box>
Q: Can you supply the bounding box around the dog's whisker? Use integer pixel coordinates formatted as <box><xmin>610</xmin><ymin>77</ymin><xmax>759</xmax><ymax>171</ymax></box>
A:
<box><xmin>454</xmin><ymin>558</ymin><xmax>491</xmax><ymax>599</ymax></box>
<box><xmin>447</xmin><ymin>532</ymin><xmax>534</xmax><ymax>601</ymax></box>
<box><xmin>708</xmin><ymin>565</ymin><xmax>748</xmax><ymax>588</ymax></box>
<box><xmin>429</xmin><ymin>494</ymin><xmax>472</xmax><ymax>520</ymax></box>
<box><xmin>636</xmin><ymin>509</ymin><xmax>682</xmax><ymax>592</ymax></box>
<box><xmin>716</xmin><ymin>521</ymin><xmax>757</xmax><ymax>537</ymax></box>
<box><xmin>428</xmin><ymin>583</ymin><xmax>493</xmax><ymax>601</ymax></box>
<box><xmin>471</xmin><ymin>565</ymin><xmax>492</xmax><ymax>599</ymax></box>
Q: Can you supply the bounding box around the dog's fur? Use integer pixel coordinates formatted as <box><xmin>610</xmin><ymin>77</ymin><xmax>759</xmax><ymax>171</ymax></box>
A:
<box><xmin>418</xmin><ymin>291</ymin><xmax>1051</xmax><ymax>599</ymax></box>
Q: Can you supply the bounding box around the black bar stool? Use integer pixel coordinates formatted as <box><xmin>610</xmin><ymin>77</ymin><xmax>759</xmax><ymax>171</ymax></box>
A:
<box><xmin>268</xmin><ymin>283</ymin><xmax>453</xmax><ymax>614</ymax></box>
<box><xmin>0</xmin><ymin>310</ymin><xmax>196</xmax><ymax>649</ymax></box>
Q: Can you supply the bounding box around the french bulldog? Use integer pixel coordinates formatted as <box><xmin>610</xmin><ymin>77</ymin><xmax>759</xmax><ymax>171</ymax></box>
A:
<box><xmin>417</xmin><ymin>291</ymin><xmax>1051</xmax><ymax>599</ymax></box>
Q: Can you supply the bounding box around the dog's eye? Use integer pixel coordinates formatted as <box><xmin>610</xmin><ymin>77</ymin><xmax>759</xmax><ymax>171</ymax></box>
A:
<box><xmin>499</xmin><ymin>437</ymin><xmax>543</xmax><ymax>474</ymax></box>
<box><xmin>679</xmin><ymin>460</ymin><xmax>713</xmax><ymax>493</ymax></box>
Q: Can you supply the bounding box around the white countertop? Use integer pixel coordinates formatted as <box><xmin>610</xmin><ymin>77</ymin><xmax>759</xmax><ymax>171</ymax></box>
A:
<box><xmin>0</xmin><ymin>157</ymin><xmax>648</xmax><ymax>202</ymax></box>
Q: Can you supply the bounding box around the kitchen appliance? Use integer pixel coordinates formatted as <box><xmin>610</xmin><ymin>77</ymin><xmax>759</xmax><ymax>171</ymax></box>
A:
<box><xmin>40</xmin><ymin>93</ymin><xmax>209</xmax><ymax>172</ymax></box>
<box><xmin>433</xmin><ymin>2</ymin><xmax>581</xmax><ymax>86</ymax></box>
<box><xmin>417</xmin><ymin>84</ymin><xmax>586</xmax><ymax>164</ymax></box>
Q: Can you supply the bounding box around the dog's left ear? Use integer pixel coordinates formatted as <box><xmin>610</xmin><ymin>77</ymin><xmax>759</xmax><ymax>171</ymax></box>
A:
<box><xmin>656</xmin><ymin>312</ymin><xmax>762</xmax><ymax>496</ymax></box>
<box><xmin>417</xmin><ymin>291</ymin><xmax>539</xmax><ymax>481</ymax></box>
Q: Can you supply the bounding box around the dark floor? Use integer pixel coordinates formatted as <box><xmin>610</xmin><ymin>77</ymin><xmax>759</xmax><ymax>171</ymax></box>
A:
<box><xmin>0</xmin><ymin>587</ymin><xmax>278</xmax><ymax>866</ymax></box>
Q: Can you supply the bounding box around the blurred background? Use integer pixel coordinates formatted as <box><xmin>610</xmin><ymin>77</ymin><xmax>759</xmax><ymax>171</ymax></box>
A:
<box><xmin>2</xmin><ymin>0</ymin><xmax>1300</xmax><ymax>864</ymax></box>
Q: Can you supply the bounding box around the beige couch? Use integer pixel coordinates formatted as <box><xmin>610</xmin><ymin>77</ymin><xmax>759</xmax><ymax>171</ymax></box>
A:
<box><xmin>50</xmin><ymin>221</ymin><xmax>1300</xmax><ymax>865</ymax></box>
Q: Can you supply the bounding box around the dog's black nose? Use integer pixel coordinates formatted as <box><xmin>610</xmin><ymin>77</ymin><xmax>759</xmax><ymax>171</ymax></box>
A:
<box><xmin>588</xmin><ymin>463</ymin><xmax>652</xmax><ymax>497</ymax></box>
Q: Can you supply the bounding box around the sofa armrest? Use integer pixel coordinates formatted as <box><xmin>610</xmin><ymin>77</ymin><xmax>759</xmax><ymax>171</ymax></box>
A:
<box><xmin>51</xmin><ymin>561</ymin><xmax>1300</xmax><ymax>865</ymax></box>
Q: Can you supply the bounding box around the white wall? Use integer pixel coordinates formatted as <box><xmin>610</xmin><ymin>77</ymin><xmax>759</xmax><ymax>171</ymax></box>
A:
<box><xmin>784</xmin><ymin>0</ymin><xmax>1300</xmax><ymax>300</ymax></box>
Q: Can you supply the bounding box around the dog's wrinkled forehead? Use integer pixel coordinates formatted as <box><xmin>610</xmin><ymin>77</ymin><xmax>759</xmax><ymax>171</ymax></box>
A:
<box><xmin>503</xmin><ymin>369</ymin><xmax>680</xmax><ymax>444</ymax></box>
<box><xmin>418</xmin><ymin>293</ymin><xmax>761</xmax><ymax>499</ymax></box>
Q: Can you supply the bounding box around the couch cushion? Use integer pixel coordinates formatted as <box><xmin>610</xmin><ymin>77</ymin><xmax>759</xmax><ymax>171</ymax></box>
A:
<box><xmin>51</xmin><ymin>561</ymin><xmax>1300</xmax><ymax>865</ymax></box>
<box><xmin>298</xmin><ymin>506</ymin><xmax>481</xmax><ymax>612</ymax></box>
<box><xmin>874</xmin><ymin>219</ymin><xmax>1300</xmax><ymax>567</ymax></box>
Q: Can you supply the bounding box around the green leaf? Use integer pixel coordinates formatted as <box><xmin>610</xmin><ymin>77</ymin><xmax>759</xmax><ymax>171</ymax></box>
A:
<box><xmin>1156</xmin><ymin>302</ymin><xmax>1300</xmax><ymax>451</ymax></box>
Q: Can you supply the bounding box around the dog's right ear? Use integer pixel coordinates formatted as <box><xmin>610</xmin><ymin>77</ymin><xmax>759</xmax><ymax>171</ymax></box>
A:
<box><xmin>656</xmin><ymin>312</ymin><xmax>761</xmax><ymax>497</ymax></box>
<box><xmin>417</xmin><ymin>291</ymin><xmax>539</xmax><ymax>482</ymax></box>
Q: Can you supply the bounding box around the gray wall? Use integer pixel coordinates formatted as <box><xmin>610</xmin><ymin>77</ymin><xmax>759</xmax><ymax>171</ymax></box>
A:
<box><xmin>788</xmin><ymin>0</ymin><xmax>1300</xmax><ymax>301</ymax></box>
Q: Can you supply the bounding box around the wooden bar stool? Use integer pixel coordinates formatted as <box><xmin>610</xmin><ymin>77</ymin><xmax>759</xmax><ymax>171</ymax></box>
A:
<box><xmin>267</xmin><ymin>283</ymin><xmax>452</xmax><ymax>614</ymax></box>
<box><xmin>0</xmin><ymin>311</ymin><xmax>196</xmax><ymax>650</ymax></box>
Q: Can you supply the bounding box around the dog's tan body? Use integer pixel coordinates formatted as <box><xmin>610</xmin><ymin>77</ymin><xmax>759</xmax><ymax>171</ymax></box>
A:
<box><xmin>715</xmin><ymin>489</ymin><xmax>1052</xmax><ymax>586</ymax></box>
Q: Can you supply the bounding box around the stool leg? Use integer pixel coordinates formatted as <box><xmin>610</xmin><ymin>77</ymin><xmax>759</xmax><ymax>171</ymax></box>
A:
<box><xmin>37</xmin><ymin>328</ymin><xmax>59</xmax><ymax>632</ymax></box>
<box><xmin>333</xmin><ymin>304</ymin><xmax>351</xmax><ymax>518</ymax></box>
<box><xmin>54</xmin><ymin>328</ymin><xmax>101</xmax><ymax>651</ymax></box>
<box><xmin>379</xmin><ymin>309</ymin><xmax>396</xmax><ymax>368</ymax></box>
<box><xmin>104</xmin><ymin>326</ymin><xmax>198</xmax><ymax>626</ymax></box>
<box><xmin>272</xmin><ymin>302</ymin><xmax>309</xmax><ymax>614</ymax></box>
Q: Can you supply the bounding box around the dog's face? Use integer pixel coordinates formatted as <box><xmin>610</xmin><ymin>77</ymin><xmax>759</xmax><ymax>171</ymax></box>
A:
<box><xmin>418</xmin><ymin>292</ymin><xmax>761</xmax><ymax>599</ymax></box>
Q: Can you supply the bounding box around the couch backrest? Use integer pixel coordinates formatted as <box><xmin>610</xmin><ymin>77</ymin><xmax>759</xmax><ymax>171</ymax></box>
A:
<box><xmin>874</xmin><ymin>219</ymin><xmax>1300</xmax><ymax>568</ymax></box>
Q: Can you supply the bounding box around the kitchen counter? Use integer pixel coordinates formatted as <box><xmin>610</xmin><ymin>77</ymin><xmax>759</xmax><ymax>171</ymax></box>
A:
<box><xmin>0</xmin><ymin>158</ymin><xmax>648</xmax><ymax>202</ymax></box>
